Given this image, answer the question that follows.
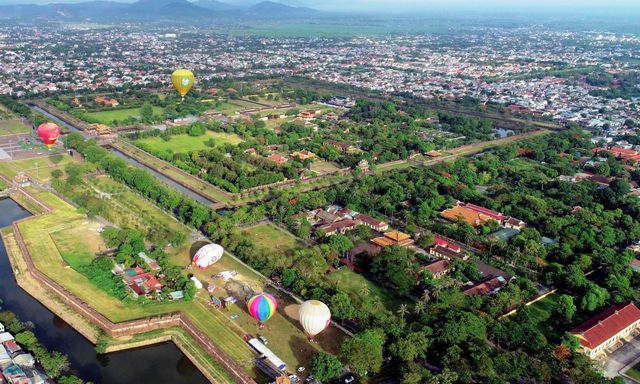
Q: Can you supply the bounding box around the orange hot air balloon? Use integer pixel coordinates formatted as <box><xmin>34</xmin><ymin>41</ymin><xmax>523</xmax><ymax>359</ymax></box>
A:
<box><xmin>37</xmin><ymin>122</ymin><xmax>61</xmax><ymax>150</ymax></box>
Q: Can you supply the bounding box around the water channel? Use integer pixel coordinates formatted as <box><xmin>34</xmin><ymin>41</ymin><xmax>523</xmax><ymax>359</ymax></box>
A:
<box><xmin>0</xmin><ymin>198</ymin><xmax>208</xmax><ymax>383</ymax></box>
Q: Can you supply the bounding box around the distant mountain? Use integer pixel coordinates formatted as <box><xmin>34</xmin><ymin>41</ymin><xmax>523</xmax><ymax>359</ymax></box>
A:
<box><xmin>246</xmin><ymin>1</ymin><xmax>314</xmax><ymax>16</ymax></box>
<box><xmin>0</xmin><ymin>0</ymin><xmax>318</xmax><ymax>21</ymax></box>
<box><xmin>192</xmin><ymin>0</ymin><xmax>239</xmax><ymax>11</ymax></box>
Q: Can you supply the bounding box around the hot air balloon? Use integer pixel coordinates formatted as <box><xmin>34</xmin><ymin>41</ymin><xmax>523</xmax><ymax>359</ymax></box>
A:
<box><xmin>192</xmin><ymin>243</ymin><xmax>224</xmax><ymax>269</ymax></box>
<box><xmin>298</xmin><ymin>300</ymin><xmax>331</xmax><ymax>340</ymax></box>
<box><xmin>37</xmin><ymin>122</ymin><xmax>61</xmax><ymax>150</ymax></box>
<box><xmin>171</xmin><ymin>69</ymin><xmax>195</xmax><ymax>100</ymax></box>
<box><xmin>247</xmin><ymin>292</ymin><xmax>277</xmax><ymax>328</ymax></box>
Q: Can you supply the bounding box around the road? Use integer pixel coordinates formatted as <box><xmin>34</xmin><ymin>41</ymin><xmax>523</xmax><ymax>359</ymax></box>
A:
<box><xmin>604</xmin><ymin>335</ymin><xmax>640</xmax><ymax>383</ymax></box>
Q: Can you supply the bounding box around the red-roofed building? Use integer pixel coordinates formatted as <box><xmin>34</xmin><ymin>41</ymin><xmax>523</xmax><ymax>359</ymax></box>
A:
<box><xmin>355</xmin><ymin>213</ymin><xmax>389</xmax><ymax>232</ymax></box>
<box><xmin>434</xmin><ymin>234</ymin><xmax>461</xmax><ymax>252</ymax></box>
<box><xmin>421</xmin><ymin>259</ymin><xmax>450</xmax><ymax>279</ymax></box>
<box><xmin>267</xmin><ymin>154</ymin><xmax>288</xmax><ymax>165</ymax></box>
<box><xmin>462</xmin><ymin>202</ymin><xmax>506</xmax><ymax>222</ymax></box>
<box><xmin>571</xmin><ymin>303</ymin><xmax>640</xmax><ymax>359</ymax></box>
<box><xmin>429</xmin><ymin>245</ymin><xmax>469</xmax><ymax>261</ymax></box>
<box><xmin>463</xmin><ymin>276</ymin><xmax>507</xmax><ymax>296</ymax></box>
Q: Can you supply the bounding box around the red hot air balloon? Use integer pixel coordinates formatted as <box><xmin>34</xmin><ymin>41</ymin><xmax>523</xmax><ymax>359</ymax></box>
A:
<box><xmin>37</xmin><ymin>122</ymin><xmax>61</xmax><ymax>150</ymax></box>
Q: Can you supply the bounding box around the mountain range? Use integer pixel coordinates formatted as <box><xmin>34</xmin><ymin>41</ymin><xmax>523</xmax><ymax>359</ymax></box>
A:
<box><xmin>0</xmin><ymin>0</ymin><xmax>319</xmax><ymax>21</ymax></box>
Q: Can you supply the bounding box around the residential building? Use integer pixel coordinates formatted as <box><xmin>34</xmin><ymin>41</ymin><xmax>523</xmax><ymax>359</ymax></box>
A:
<box><xmin>463</xmin><ymin>276</ymin><xmax>507</xmax><ymax>296</ymax></box>
<box><xmin>421</xmin><ymin>259</ymin><xmax>450</xmax><ymax>278</ymax></box>
<box><xmin>571</xmin><ymin>303</ymin><xmax>640</xmax><ymax>359</ymax></box>
<box><xmin>429</xmin><ymin>245</ymin><xmax>469</xmax><ymax>260</ymax></box>
<box><xmin>291</xmin><ymin>150</ymin><xmax>316</xmax><ymax>161</ymax></box>
<box><xmin>267</xmin><ymin>154</ymin><xmax>288</xmax><ymax>165</ymax></box>
<box><xmin>138</xmin><ymin>252</ymin><xmax>161</xmax><ymax>271</ymax></box>
<box><xmin>503</xmin><ymin>217</ymin><xmax>526</xmax><ymax>230</ymax></box>
<box><xmin>354</xmin><ymin>213</ymin><xmax>388</xmax><ymax>232</ymax></box>
<box><xmin>318</xmin><ymin>219</ymin><xmax>361</xmax><ymax>236</ymax></box>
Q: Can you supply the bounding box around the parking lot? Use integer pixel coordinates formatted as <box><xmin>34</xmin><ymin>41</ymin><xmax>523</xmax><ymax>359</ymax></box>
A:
<box><xmin>604</xmin><ymin>334</ymin><xmax>640</xmax><ymax>383</ymax></box>
<box><xmin>0</xmin><ymin>133</ymin><xmax>61</xmax><ymax>161</ymax></box>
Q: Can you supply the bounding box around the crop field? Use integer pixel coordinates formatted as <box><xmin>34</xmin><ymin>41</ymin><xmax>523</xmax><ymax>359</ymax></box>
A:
<box><xmin>0</xmin><ymin>119</ymin><xmax>30</xmax><ymax>136</ymax></box>
<box><xmin>135</xmin><ymin>131</ymin><xmax>243</xmax><ymax>154</ymax></box>
<box><xmin>85</xmin><ymin>106</ymin><xmax>164</xmax><ymax>124</ymax></box>
<box><xmin>241</xmin><ymin>223</ymin><xmax>305</xmax><ymax>254</ymax></box>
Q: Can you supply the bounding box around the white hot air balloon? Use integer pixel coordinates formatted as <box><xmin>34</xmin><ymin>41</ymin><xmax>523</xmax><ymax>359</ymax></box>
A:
<box><xmin>192</xmin><ymin>243</ymin><xmax>224</xmax><ymax>269</ymax></box>
<box><xmin>298</xmin><ymin>300</ymin><xmax>331</xmax><ymax>340</ymax></box>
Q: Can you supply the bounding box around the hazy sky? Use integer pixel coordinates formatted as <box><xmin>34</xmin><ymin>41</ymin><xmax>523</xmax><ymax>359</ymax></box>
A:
<box><xmin>1</xmin><ymin>0</ymin><xmax>639</xmax><ymax>13</ymax></box>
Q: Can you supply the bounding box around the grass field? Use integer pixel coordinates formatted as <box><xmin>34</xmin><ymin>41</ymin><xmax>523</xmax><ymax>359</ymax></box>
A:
<box><xmin>50</xmin><ymin>221</ymin><xmax>107</xmax><ymax>269</ymax></box>
<box><xmin>242</xmin><ymin>223</ymin><xmax>305</xmax><ymax>254</ymax></box>
<box><xmin>327</xmin><ymin>268</ymin><xmax>409</xmax><ymax>312</ymax></box>
<box><xmin>0</xmin><ymin>155</ymin><xmax>86</xmax><ymax>183</ymax></box>
<box><xmin>520</xmin><ymin>293</ymin><xmax>562</xmax><ymax>339</ymax></box>
<box><xmin>85</xmin><ymin>106</ymin><xmax>164</xmax><ymax>124</ymax></box>
<box><xmin>627</xmin><ymin>363</ymin><xmax>640</xmax><ymax>381</ymax></box>
<box><xmin>136</xmin><ymin>131</ymin><xmax>243</xmax><ymax>154</ymax></box>
<box><xmin>0</xmin><ymin>119</ymin><xmax>30</xmax><ymax>136</ymax></box>
<box><xmin>310</xmin><ymin>160</ymin><xmax>341</xmax><ymax>175</ymax></box>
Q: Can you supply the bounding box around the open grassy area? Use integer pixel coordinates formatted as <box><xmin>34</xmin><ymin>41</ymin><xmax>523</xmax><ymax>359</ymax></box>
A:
<box><xmin>327</xmin><ymin>268</ymin><xmax>409</xmax><ymax>312</ymax></box>
<box><xmin>50</xmin><ymin>221</ymin><xmax>107</xmax><ymax>269</ymax></box>
<box><xmin>172</xmin><ymin>243</ymin><xmax>344</xmax><ymax>372</ymax></box>
<box><xmin>0</xmin><ymin>155</ymin><xmax>87</xmax><ymax>183</ymax></box>
<box><xmin>242</xmin><ymin>223</ymin><xmax>305</xmax><ymax>254</ymax></box>
<box><xmin>310</xmin><ymin>160</ymin><xmax>342</xmax><ymax>175</ymax></box>
<box><xmin>0</xmin><ymin>119</ymin><xmax>30</xmax><ymax>136</ymax></box>
<box><xmin>71</xmin><ymin>175</ymin><xmax>190</xmax><ymax>243</ymax></box>
<box><xmin>136</xmin><ymin>131</ymin><xmax>243</xmax><ymax>154</ymax></box>
<box><xmin>519</xmin><ymin>293</ymin><xmax>562</xmax><ymax>339</ymax></box>
<box><xmin>85</xmin><ymin>106</ymin><xmax>164</xmax><ymax>124</ymax></box>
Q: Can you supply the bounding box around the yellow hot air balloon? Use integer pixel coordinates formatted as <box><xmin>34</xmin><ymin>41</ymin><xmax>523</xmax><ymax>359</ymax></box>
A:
<box><xmin>171</xmin><ymin>69</ymin><xmax>195</xmax><ymax>99</ymax></box>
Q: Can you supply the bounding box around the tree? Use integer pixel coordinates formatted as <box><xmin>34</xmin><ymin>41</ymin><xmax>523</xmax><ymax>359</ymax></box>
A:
<box><xmin>140</xmin><ymin>102</ymin><xmax>154</xmax><ymax>122</ymax></box>
<box><xmin>554</xmin><ymin>294</ymin><xmax>577</xmax><ymax>323</ymax></box>
<box><xmin>390</xmin><ymin>331</ymin><xmax>431</xmax><ymax>362</ymax></box>
<box><xmin>329</xmin><ymin>291</ymin><xmax>356</xmax><ymax>320</ymax></box>
<box><xmin>340</xmin><ymin>329</ymin><xmax>385</xmax><ymax>377</ymax></box>
<box><xmin>328</xmin><ymin>235</ymin><xmax>353</xmax><ymax>256</ymax></box>
<box><xmin>15</xmin><ymin>331</ymin><xmax>38</xmax><ymax>350</ymax></box>
<box><xmin>437</xmin><ymin>310</ymin><xmax>487</xmax><ymax>346</ymax></box>
<box><xmin>310</xmin><ymin>352</ymin><xmax>343</xmax><ymax>382</ymax></box>
<box><xmin>397</xmin><ymin>304</ymin><xmax>409</xmax><ymax>319</ymax></box>
<box><xmin>580</xmin><ymin>283</ymin><xmax>609</xmax><ymax>312</ymax></box>
<box><xmin>40</xmin><ymin>351</ymin><xmax>70</xmax><ymax>378</ymax></box>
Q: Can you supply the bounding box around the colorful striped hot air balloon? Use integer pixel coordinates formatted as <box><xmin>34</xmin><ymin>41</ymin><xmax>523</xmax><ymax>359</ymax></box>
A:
<box><xmin>171</xmin><ymin>69</ymin><xmax>195</xmax><ymax>100</ymax></box>
<box><xmin>247</xmin><ymin>292</ymin><xmax>277</xmax><ymax>328</ymax></box>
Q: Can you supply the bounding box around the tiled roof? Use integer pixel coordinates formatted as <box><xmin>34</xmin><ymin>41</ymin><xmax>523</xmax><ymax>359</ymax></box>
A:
<box><xmin>423</xmin><ymin>259</ymin><xmax>450</xmax><ymax>276</ymax></box>
<box><xmin>571</xmin><ymin>303</ymin><xmax>640</xmax><ymax>350</ymax></box>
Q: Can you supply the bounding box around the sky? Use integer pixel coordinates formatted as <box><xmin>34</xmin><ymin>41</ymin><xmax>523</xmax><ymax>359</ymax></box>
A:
<box><xmin>0</xmin><ymin>0</ymin><xmax>639</xmax><ymax>14</ymax></box>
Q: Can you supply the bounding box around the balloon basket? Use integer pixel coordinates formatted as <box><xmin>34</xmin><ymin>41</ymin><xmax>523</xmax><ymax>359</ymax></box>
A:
<box><xmin>258</xmin><ymin>323</ymin><xmax>265</xmax><ymax>329</ymax></box>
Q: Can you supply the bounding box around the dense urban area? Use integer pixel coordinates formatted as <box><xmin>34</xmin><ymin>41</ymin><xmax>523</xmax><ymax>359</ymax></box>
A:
<box><xmin>0</xmin><ymin>5</ymin><xmax>640</xmax><ymax>384</ymax></box>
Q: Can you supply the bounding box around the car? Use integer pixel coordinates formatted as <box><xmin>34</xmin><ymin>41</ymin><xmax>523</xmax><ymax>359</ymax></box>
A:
<box><xmin>289</xmin><ymin>375</ymin><xmax>300</xmax><ymax>383</ymax></box>
<box><xmin>258</xmin><ymin>335</ymin><xmax>268</xmax><ymax>345</ymax></box>
<box><xmin>229</xmin><ymin>314</ymin><xmax>239</xmax><ymax>320</ymax></box>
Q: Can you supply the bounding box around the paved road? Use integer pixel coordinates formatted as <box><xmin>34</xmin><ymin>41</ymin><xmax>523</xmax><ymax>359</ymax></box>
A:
<box><xmin>604</xmin><ymin>335</ymin><xmax>640</xmax><ymax>382</ymax></box>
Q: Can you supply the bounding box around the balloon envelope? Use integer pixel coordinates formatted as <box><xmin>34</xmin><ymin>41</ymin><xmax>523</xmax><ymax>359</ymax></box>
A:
<box><xmin>171</xmin><ymin>69</ymin><xmax>195</xmax><ymax>98</ymax></box>
<box><xmin>247</xmin><ymin>292</ymin><xmax>277</xmax><ymax>323</ymax></box>
<box><xmin>298</xmin><ymin>300</ymin><xmax>331</xmax><ymax>337</ymax></box>
<box><xmin>37</xmin><ymin>122</ymin><xmax>61</xmax><ymax>149</ymax></box>
<box><xmin>192</xmin><ymin>243</ymin><xmax>223</xmax><ymax>269</ymax></box>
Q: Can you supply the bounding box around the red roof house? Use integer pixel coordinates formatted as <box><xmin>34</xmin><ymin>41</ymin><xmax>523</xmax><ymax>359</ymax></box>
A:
<box><xmin>571</xmin><ymin>303</ymin><xmax>640</xmax><ymax>358</ymax></box>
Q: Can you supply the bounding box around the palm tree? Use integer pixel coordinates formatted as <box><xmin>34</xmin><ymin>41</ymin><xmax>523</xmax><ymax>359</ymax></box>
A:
<box><xmin>360</xmin><ymin>285</ymin><xmax>370</xmax><ymax>297</ymax></box>
<box><xmin>414</xmin><ymin>301</ymin><xmax>426</xmax><ymax>315</ymax></box>
<box><xmin>397</xmin><ymin>304</ymin><xmax>409</xmax><ymax>319</ymax></box>
<box><xmin>420</xmin><ymin>291</ymin><xmax>431</xmax><ymax>304</ymax></box>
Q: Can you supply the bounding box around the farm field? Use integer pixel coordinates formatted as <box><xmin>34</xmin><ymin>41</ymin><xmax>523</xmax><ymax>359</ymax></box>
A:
<box><xmin>136</xmin><ymin>131</ymin><xmax>243</xmax><ymax>154</ymax></box>
<box><xmin>0</xmin><ymin>119</ymin><xmax>30</xmax><ymax>136</ymax></box>
<box><xmin>85</xmin><ymin>106</ymin><xmax>164</xmax><ymax>124</ymax></box>
<box><xmin>241</xmin><ymin>223</ymin><xmax>305</xmax><ymax>254</ymax></box>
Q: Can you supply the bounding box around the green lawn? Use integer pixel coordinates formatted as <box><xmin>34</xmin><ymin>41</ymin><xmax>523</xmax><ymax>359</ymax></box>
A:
<box><xmin>0</xmin><ymin>155</ymin><xmax>87</xmax><ymax>183</ymax></box>
<box><xmin>626</xmin><ymin>363</ymin><xmax>640</xmax><ymax>381</ymax></box>
<box><xmin>135</xmin><ymin>131</ymin><xmax>243</xmax><ymax>154</ymax></box>
<box><xmin>50</xmin><ymin>221</ymin><xmax>107</xmax><ymax>269</ymax></box>
<box><xmin>85</xmin><ymin>106</ymin><xmax>164</xmax><ymax>124</ymax></box>
<box><xmin>0</xmin><ymin>119</ymin><xmax>30</xmax><ymax>136</ymax></box>
<box><xmin>519</xmin><ymin>293</ymin><xmax>562</xmax><ymax>340</ymax></box>
<box><xmin>327</xmin><ymin>268</ymin><xmax>409</xmax><ymax>312</ymax></box>
<box><xmin>242</xmin><ymin>223</ymin><xmax>304</xmax><ymax>254</ymax></box>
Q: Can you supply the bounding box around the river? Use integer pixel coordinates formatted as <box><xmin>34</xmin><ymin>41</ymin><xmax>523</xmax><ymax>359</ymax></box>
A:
<box><xmin>0</xmin><ymin>198</ymin><xmax>208</xmax><ymax>384</ymax></box>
